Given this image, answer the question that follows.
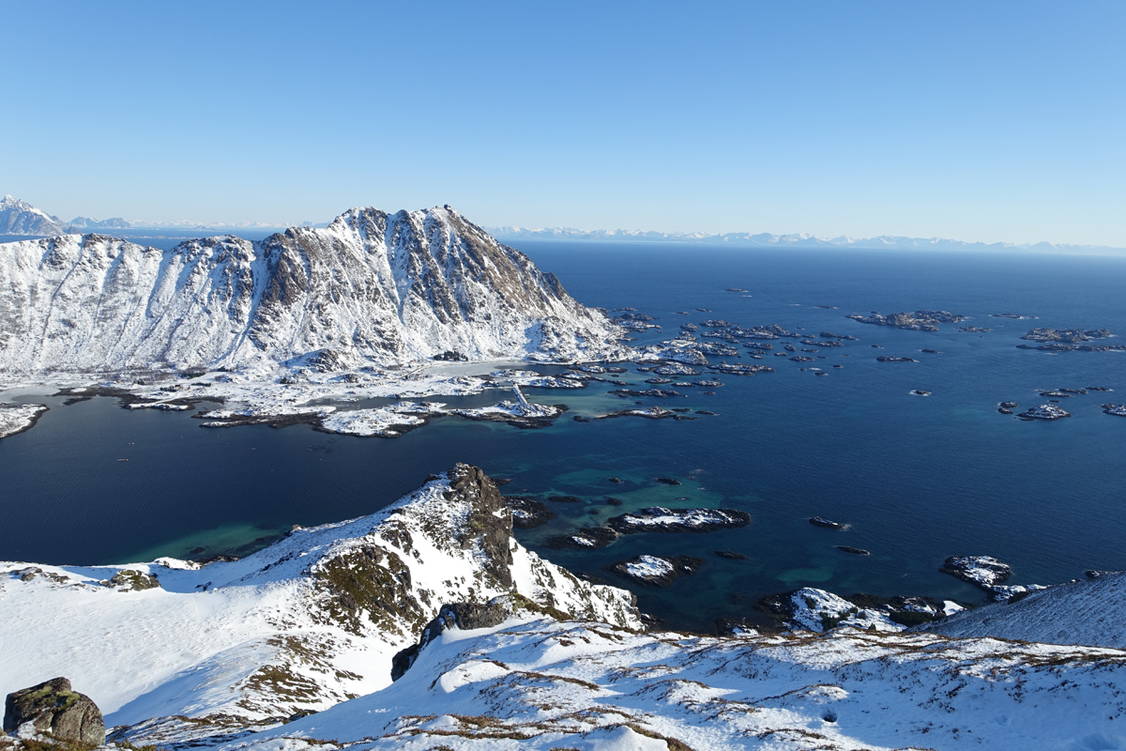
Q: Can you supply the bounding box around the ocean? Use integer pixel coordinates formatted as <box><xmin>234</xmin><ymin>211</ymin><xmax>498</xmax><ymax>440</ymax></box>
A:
<box><xmin>3</xmin><ymin>238</ymin><xmax>1125</xmax><ymax>632</ymax></box>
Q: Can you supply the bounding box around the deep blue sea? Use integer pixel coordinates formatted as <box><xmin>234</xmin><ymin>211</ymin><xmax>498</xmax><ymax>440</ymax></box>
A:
<box><xmin>3</xmin><ymin>238</ymin><xmax>1125</xmax><ymax>632</ymax></box>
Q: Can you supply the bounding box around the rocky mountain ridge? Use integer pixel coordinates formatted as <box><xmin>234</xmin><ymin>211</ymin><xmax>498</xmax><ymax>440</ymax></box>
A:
<box><xmin>0</xmin><ymin>464</ymin><xmax>640</xmax><ymax>748</ymax></box>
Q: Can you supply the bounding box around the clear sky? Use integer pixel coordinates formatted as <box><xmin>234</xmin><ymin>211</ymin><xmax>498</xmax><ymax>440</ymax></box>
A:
<box><xmin>3</xmin><ymin>1</ymin><xmax>1124</xmax><ymax>244</ymax></box>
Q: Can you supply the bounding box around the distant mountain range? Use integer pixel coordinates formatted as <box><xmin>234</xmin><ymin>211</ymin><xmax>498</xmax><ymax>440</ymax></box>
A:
<box><xmin>4</xmin><ymin>193</ymin><xmax>1122</xmax><ymax>254</ymax></box>
<box><xmin>66</xmin><ymin>216</ymin><xmax>132</xmax><ymax>230</ymax></box>
<box><xmin>488</xmin><ymin>225</ymin><xmax>1125</xmax><ymax>255</ymax></box>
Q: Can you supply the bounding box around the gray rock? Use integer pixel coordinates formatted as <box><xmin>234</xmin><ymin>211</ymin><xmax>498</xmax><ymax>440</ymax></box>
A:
<box><xmin>3</xmin><ymin>677</ymin><xmax>104</xmax><ymax>746</ymax></box>
<box><xmin>391</xmin><ymin>594</ymin><xmax>566</xmax><ymax>680</ymax></box>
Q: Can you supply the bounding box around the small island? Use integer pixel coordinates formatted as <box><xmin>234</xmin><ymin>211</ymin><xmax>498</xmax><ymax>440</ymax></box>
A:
<box><xmin>611</xmin><ymin>554</ymin><xmax>703</xmax><ymax>586</ymax></box>
<box><xmin>1018</xmin><ymin>404</ymin><xmax>1071</xmax><ymax>421</ymax></box>
<box><xmin>1022</xmin><ymin>327</ymin><xmax>1114</xmax><ymax>343</ymax></box>
<box><xmin>606</xmin><ymin>506</ymin><xmax>750</xmax><ymax>533</ymax></box>
<box><xmin>809</xmin><ymin>515</ymin><xmax>844</xmax><ymax>530</ymax></box>
<box><xmin>847</xmin><ymin>310</ymin><xmax>966</xmax><ymax>332</ymax></box>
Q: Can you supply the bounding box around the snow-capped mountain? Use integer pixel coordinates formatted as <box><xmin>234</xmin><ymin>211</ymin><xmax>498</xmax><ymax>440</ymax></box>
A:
<box><xmin>0</xmin><ymin>464</ymin><xmax>641</xmax><ymax>747</ymax></box>
<box><xmin>0</xmin><ymin>206</ymin><xmax>628</xmax><ymax>377</ymax></box>
<box><xmin>0</xmin><ymin>195</ymin><xmax>64</xmax><ymax>236</ymax></box>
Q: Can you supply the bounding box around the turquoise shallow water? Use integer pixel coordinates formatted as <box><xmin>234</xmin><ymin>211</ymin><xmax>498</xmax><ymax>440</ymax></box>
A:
<box><xmin>2</xmin><ymin>240</ymin><xmax>1125</xmax><ymax>632</ymax></box>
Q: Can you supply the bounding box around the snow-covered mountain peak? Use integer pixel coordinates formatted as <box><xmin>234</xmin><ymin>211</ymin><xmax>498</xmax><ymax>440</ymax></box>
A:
<box><xmin>0</xmin><ymin>194</ymin><xmax>63</xmax><ymax>236</ymax></box>
<box><xmin>0</xmin><ymin>206</ymin><xmax>630</xmax><ymax>378</ymax></box>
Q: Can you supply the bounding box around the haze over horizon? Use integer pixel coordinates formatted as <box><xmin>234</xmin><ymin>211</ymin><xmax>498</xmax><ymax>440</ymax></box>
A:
<box><xmin>5</xmin><ymin>192</ymin><xmax>1125</xmax><ymax>255</ymax></box>
<box><xmin>3</xmin><ymin>1</ymin><xmax>1124</xmax><ymax>246</ymax></box>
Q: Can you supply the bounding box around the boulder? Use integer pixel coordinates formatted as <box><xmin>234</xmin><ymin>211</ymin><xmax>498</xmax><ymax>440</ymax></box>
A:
<box><xmin>3</xmin><ymin>678</ymin><xmax>104</xmax><ymax>746</ymax></box>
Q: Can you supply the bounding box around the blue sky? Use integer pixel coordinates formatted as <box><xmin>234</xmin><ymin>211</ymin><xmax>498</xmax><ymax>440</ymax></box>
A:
<box><xmin>3</xmin><ymin>1</ymin><xmax>1124</xmax><ymax>244</ymax></box>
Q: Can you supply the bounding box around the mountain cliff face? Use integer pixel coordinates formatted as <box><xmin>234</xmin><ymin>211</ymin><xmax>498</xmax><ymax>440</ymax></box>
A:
<box><xmin>0</xmin><ymin>464</ymin><xmax>641</xmax><ymax>747</ymax></box>
<box><xmin>0</xmin><ymin>195</ymin><xmax>63</xmax><ymax>236</ymax></box>
<box><xmin>0</xmin><ymin>206</ymin><xmax>627</xmax><ymax>377</ymax></box>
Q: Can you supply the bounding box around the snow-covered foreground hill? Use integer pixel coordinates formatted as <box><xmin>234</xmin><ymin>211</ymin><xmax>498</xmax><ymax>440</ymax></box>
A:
<box><xmin>228</xmin><ymin>616</ymin><xmax>1126</xmax><ymax>751</ymax></box>
<box><xmin>0</xmin><ymin>465</ymin><xmax>640</xmax><ymax>747</ymax></box>
<box><xmin>3</xmin><ymin>467</ymin><xmax>1125</xmax><ymax>750</ymax></box>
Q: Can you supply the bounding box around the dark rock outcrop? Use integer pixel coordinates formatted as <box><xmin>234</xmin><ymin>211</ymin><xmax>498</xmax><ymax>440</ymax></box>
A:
<box><xmin>3</xmin><ymin>678</ymin><xmax>104</xmax><ymax>746</ymax></box>
<box><xmin>941</xmin><ymin>555</ymin><xmax>1013</xmax><ymax>589</ymax></box>
<box><xmin>447</xmin><ymin>464</ymin><xmax>513</xmax><ymax>589</ymax></box>
<box><xmin>503</xmin><ymin>496</ymin><xmax>554</xmax><ymax>529</ymax></box>
<box><xmin>809</xmin><ymin>516</ymin><xmax>844</xmax><ymax>530</ymax></box>
<box><xmin>546</xmin><ymin>526</ymin><xmax>621</xmax><ymax>549</ymax></box>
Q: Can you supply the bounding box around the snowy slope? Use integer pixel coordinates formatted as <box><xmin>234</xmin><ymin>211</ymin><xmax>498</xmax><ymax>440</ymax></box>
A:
<box><xmin>0</xmin><ymin>465</ymin><xmax>640</xmax><ymax>746</ymax></box>
<box><xmin>224</xmin><ymin>615</ymin><xmax>1126</xmax><ymax>751</ymax></box>
<box><xmin>0</xmin><ymin>206</ymin><xmax>628</xmax><ymax>377</ymax></box>
<box><xmin>0</xmin><ymin>195</ymin><xmax>63</xmax><ymax>236</ymax></box>
<box><xmin>919</xmin><ymin>571</ymin><xmax>1126</xmax><ymax>648</ymax></box>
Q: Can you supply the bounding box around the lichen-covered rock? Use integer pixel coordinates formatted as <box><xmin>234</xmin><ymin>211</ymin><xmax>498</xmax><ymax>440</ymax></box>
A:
<box><xmin>103</xmin><ymin>569</ymin><xmax>159</xmax><ymax>591</ymax></box>
<box><xmin>3</xmin><ymin>678</ymin><xmax>103</xmax><ymax>746</ymax></box>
